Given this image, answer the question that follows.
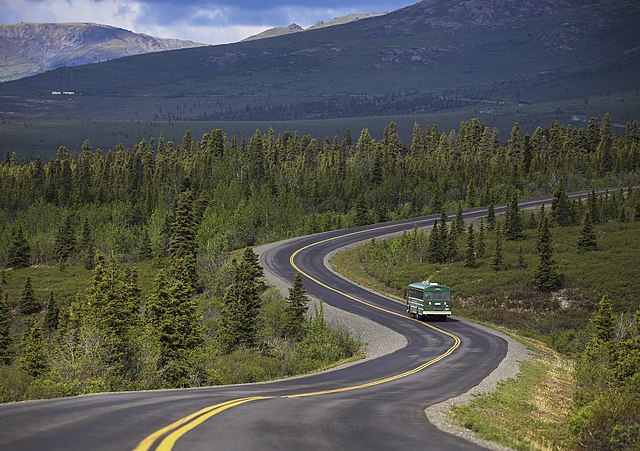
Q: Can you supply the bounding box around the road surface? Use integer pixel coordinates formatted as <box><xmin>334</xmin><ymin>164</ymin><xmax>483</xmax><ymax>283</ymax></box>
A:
<box><xmin>0</xmin><ymin>192</ymin><xmax>594</xmax><ymax>450</ymax></box>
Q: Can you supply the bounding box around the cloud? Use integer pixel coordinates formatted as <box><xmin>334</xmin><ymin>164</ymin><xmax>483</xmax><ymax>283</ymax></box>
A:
<box><xmin>0</xmin><ymin>0</ymin><xmax>407</xmax><ymax>44</ymax></box>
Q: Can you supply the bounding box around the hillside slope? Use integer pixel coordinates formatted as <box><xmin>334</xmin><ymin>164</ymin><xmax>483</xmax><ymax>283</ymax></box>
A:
<box><xmin>0</xmin><ymin>22</ymin><xmax>207</xmax><ymax>82</ymax></box>
<box><xmin>0</xmin><ymin>0</ymin><xmax>639</xmax><ymax>122</ymax></box>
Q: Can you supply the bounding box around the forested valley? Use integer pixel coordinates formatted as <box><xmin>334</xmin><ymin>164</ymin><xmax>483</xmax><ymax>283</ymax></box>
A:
<box><xmin>0</xmin><ymin>113</ymin><xmax>638</xmax><ymax>402</ymax></box>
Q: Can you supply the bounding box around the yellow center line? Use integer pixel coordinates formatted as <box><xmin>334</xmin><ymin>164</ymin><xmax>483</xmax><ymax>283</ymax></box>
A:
<box><xmin>155</xmin><ymin>397</ymin><xmax>272</xmax><ymax>451</ymax></box>
<box><xmin>134</xmin><ymin>194</ymin><xmax>576</xmax><ymax>450</ymax></box>
<box><xmin>133</xmin><ymin>397</ymin><xmax>259</xmax><ymax>451</ymax></box>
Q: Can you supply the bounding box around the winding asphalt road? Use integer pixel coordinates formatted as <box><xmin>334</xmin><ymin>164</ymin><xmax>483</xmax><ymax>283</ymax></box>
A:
<box><xmin>0</xmin><ymin>191</ymin><xmax>595</xmax><ymax>450</ymax></box>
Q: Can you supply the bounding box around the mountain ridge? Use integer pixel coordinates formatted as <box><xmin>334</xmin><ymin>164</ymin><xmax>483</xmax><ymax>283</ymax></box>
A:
<box><xmin>1</xmin><ymin>0</ymin><xmax>639</xmax><ymax>123</ymax></box>
<box><xmin>0</xmin><ymin>22</ymin><xmax>207</xmax><ymax>82</ymax></box>
<box><xmin>242</xmin><ymin>13</ymin><xmax>384</xmax><ymax>41</ymax></box>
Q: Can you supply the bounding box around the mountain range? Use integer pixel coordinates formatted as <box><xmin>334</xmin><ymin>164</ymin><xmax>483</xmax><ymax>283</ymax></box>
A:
<box><xmin>0</xmin><ymin>22</ymin><xmax>206</xmax><ymax>82</ymax></box>
<box><xmin>1</xmin><ymin>0</ymin><xmax>639</xmax><ymax>124</ymax></box>
<box><xmin>242</xmin><ymin>13</ymin><xmax>383</xmax><ymax>41</ymax></box>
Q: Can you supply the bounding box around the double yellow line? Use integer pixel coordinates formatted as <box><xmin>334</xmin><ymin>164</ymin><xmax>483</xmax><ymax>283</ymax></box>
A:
<box><xmin>134</xmin><ymin>217</ymin><xmax>466</xmax><ymax>451</ymax></box>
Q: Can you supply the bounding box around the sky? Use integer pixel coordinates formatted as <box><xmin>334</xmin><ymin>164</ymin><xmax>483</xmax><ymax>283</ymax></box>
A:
<box><xmin>1</xmin><ymin>0</ymin><xmax>414</xmax><ymax>44</ymax></box>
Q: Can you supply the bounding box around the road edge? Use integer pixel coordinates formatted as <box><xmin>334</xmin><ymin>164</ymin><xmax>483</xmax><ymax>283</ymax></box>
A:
<box><xmin>322</xmin><ymin>231</ymin><xmax>533</xmax><ymax>451</ymax></box>
<box><xmin>255</xmin><ymin>239</ymin><xmax>408</xmax><ymax>364</ymax></box>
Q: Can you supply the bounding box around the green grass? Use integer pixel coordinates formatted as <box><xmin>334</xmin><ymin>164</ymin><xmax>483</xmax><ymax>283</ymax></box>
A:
<box><xmin>1</xmin><ymin>261</ymin><xmax>159</xmax><ymax>310</ymax></box>
<box><xmin>332</xmin><ymin>220</ymin><xmax>640</xmax><ymax>354</ymax></box>
<box><xmin>450</xmin><ymin>347</ymin><xmax>574</xmax><ymax>450</ymax></box>
<box><xmin>330</xmin><ymin>220</ymin><xmax>640</xmax><ymax>450</ymax></box>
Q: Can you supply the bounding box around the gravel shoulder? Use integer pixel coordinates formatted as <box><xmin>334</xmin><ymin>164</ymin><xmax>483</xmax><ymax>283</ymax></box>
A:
<box><xmin>257</xmin><ymin>229</ymin><xmax>532</xmax><ymax>451</ymax></box>
<box><xmin>255</xmin><ymin>239</ymin><xmax>408</xmax><ymax>365</ymax></box>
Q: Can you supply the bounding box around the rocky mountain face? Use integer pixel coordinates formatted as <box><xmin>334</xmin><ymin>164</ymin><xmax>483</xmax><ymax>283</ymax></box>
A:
<box><xmin>0</xmin><ymin>22</ymin><xmax>206</xmax><ymax>81</ymax></box>
<box><xmin>242</xmin><ymin>13</ymin><xmax>383</xmax><ymax>41</ymax></box>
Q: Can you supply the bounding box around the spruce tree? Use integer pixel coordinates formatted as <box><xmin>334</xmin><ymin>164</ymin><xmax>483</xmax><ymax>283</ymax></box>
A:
<box><xmin>505</xmin><ymin>193</ymin><xmax>524</xmax><ymax>240</ymax></box>
<box><xmin>455</xmin><ymin>202</ymin><xmax>465</xmax><ymax>234</ymax></box>
<box><xmin>587</xmin><ymin>189</ymin><xmax>600</xmax><ymax>224</ymax></box>
<box><xmin>242</xmin><ymin>247</ymin><xmax>266</xmax><ymax>291</ymax></box>
<box><xmin>635</xmin><ymin>201</ymin><xmax>640</xmax><ymax>221</ymax></box>
<box><xmin>282</xmin><ymin>273</ymin><xmax>309</xmax><ymax>341</ymax></box>
<box><xmin>487</xmin><ymin>203</ymin><xmax>496</xmax><ymax>230</ymax></box>
<box><xmin>7</xmin><ymin>226</ymin><xmax>31</xmax><ymax>269</ymax></box>
<box><xmin>551</xmin><ymin>184</ymin><xmax>572</xmax><ymax>226</ymax></box>
<box><xmin>53</xmin><ymin>211</ymin><xmax>76</xmax><ymax>265</ymax></box>
<box><xmin>577</xmin><ymin>211</ymin><xmax>598</xmax><ymax>252</ymax></box>
<box><xmin>169</xmin><ymin>183</ymin><xmax>199</xmax><ymax>291</ymax></box>
<box><xmin>86</xmin><ymin>252</ymin><xmax>139</xmax><ymax>375</ymax></box>
<box><xmin>19</xmin><ymin>277</ymin><xmax>39</xmax><ymax>315</ymax></box>
<box><xmin>79</xmin><ymin>218</ymin><xmax>95</xmax><ymax>270</ymax></box>
<box><xmin>1</xmin><ymin>271</ymin><xmax>6</xmax><ymax>285</ymax></box>
<box><xmin>139</xmin><ymin>228</ymin><xmax>153</xmax><ymax>261</ymax></box>
<box><xmin>439</xmin><ymin>211</ymin><xmax>449</xmax><ymax>258</ymax></box>
<box><xmin>464</xmin><ymin>224</ymin><xmax>476</xmax><ymax>268</ymax></box>
<box><xmin>446</xmin><ymin>227</ymin><xmax>458</xmax><ymax>262</ymax></box>
<box><xmin>353</xmin><ymin>196</ymin><xmax>368</xmax><ymax>227</ymax></box>
<box><xmin>147</xmin><ymin>259</ymin><xmax>202</xmax><ymax>386</ymax></box>
<box><xmin>533</xmin><ymin>216</ymin><xmax>562</xmax><ymax>291</ymax></box>
<box><xmin>492</xmin><ymin>226</ymin><xmax>504</xmax><ymax>271</ymax></box>
<box><xmin>592</xmin><ymin>296</ymin><xmax>614</xmax><ymax>342</ymax></box>
<box><xmin>20</xmin><ymin>319</ymin><xmax>48</xmax><ymax>377</ymax></box>
<box><xmin>44</xmin><ymin>291</ymin><xmax>59</xmax><ymax>332</ymax></box>
<box><xmin>477</xmin><ymin>218</ymin><xmax>485</xmax><ymax>260</ymax></box>
<box><xmin>427</xmin><ymin>220</ymin><xmax>441</xmax><ymax>263</ymax></box>
<box><xmin>216</xmin><ymin>259</ymin><xmax>261</xmax><ymax>354</ymax></box>
<box><xmin>0</xmin><ymin>294</ymin><xmax>11</xmax><ymax>364</ymax></box>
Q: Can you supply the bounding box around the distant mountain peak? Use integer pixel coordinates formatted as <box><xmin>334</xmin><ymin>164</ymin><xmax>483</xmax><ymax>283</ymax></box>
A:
<box><xmin>0</xmin><ymin>22</ymin><xmax>206</xmax><ymax>82</ymax></box>
<box><xmin>243</xmin><ymin>12</ymin><xmax>383</xmax><ymax>41</ymax></box>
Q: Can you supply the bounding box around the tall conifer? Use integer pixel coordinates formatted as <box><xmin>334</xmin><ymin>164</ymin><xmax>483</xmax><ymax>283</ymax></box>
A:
<box><xmin>551</xmin><ymin>184</ymin><xmax>572</xmax><ymax>226</ymax></box>
<box><xmin>242</xmin><ymin>248</ymin><xmax>266</xmax><ymax>292</ymax></box>
<box><xmin>19</xmin><ymin>277</ymin><xmax>39</xmax><ymax>315</ymax></box>
<box><xmin>455</xmin><ymin>202</ymin><xmax>465</xmax><ymax>234</ymax></box>
<box><xmin>53</xmin><ymin>211</ymin><xmax>76</xmax><ymax>265</ymax></box>
<box><xmin>0</xmin><ymin>294</ymin><xmax>11</xmax><ymax>364</ymax></box>
<box><xmin>487</xmin><ymin>203</ymin><xmax>496</xmax><ymax>231</ymax></box>
<box><xmin>283</xmin><ymin>273</ymin><xmax>309</xmax><ymax>341</ymax></box>
<box><xmin>8</xmin><ymin>226</ymin><xmax>30</xmax><ymax>269</ymax></box>
<box><xmin>216</xmin><ymin>259</ymin><xmax>261</xmax><ymax>354</ymax></box>
<box><xmin>427</xmin><ymin>220</ymin><xmax>441</xmax><ymax>263</ymax></box>
<box><xmin>477</xmin><ymin>218</ymin><xmax>485</xmax><ymax>260</ymax></box>
<box><xmin>79</xmin><ymin>218</ymin><xmax>95</xmax><ymax>269</ymax></box>
<box><xmin>464</xmin><ymin>224</ymin><xmax>477</xmax><ymax>268</ymax></box>
<box><xmin>533</xmin><ymin>216</ymin><xmax>562</xmax><ymax>291</ymax></box>
<box><xmin>577</xmin><ymin>211</ymin><xmax>598</xmax><ymax>252</ymax></box>
<box><xmin>44</xmin><ymin>291</ymin><xmax>59</xmax><ymax>332</ymax></box>
<box><xmin>492</xmin><ymin>226</ymin><xmax>504</xmax><ymax>271</ymax></box>
<box><xmin>147</xmin><ymin>259</ymin><xmax>202</xmax><ymax>386</ymax></box>
<box><xmin>169</xmin><ymin>182</ymin><xmax>199</xmax><ymax>291</ymax></box>
<box><xmin>20</xmin><ymin>319</ymin><xmax>48</xmax><ymax>377</ymax></box>
<box><xmin>505</xmin><ymin>193</ymin><xmax>524</xmax><ymax>240</ymax></box>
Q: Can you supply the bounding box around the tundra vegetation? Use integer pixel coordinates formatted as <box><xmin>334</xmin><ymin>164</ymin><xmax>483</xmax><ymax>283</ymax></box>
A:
<box><xmin>0</xmin><ymin>115</ymin><xmax>638</xmax><ymax>433</ymax></box>
<box><xmin>333</xmin><ymin>188</ymin><xmax>640</xmax><ymax>448</ymax></box>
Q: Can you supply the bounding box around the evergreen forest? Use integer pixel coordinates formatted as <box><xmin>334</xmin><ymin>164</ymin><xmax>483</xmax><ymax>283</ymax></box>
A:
<box><xmin>0</xmin><ymin>113</ymin><xmax>638</xmax><ymax>403</ymax></box>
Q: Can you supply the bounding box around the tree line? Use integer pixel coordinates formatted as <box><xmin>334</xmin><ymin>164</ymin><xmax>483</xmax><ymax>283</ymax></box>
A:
<box><xmin>0</xmin><ymin>113</ymin><xmax>637</xmax><ymax>400</ymax></box>
<box><xmin>1</xmin><ymin>113</ymin><xmax>638</xmax><ymax>269</ymax></box>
